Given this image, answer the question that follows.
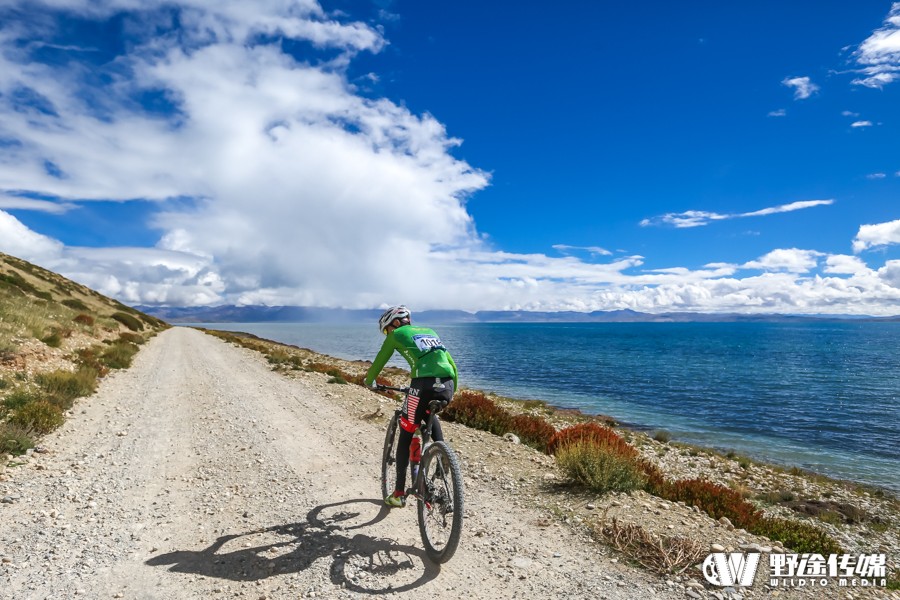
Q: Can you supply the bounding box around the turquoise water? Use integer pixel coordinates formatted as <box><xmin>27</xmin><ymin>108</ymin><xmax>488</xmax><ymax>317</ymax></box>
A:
<box><xmin>191</xmin><ymin>321</ymin><xmax>900</xmax><ymax>492</ymax></box>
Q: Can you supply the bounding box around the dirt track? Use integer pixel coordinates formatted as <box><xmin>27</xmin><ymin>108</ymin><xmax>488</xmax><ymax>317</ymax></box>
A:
<box><xmin>0</xmin><ymin>327</ymin><xmax>683</xmax><ymax>599</ymax></box>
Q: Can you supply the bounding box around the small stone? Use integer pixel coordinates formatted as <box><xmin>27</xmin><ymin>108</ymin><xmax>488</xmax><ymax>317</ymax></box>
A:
<box><xmin>738</xmin><ymin>543</ymin><xmax>762</xmax><ymax>553</ymax></box>
<box><xmin>710</xmin><ymin>543</ymin><xmax>726</xmax><ymax>553</ymax></box>
<box><xmin>503</xmin><ymin>433</ymin><xmax>520</xmax><ymax>444</ymax></box>
<box><xmin>586</xmin><ymin>503</ymin><xmax>596</xmax><ymax>510</ymax></box>
<box><xmin>685</xmin><ymin>591</ymin><xmax>701</xmax><ymax>600</ymax></box>
<box><xmin>686</xmin><ymin>581</ymin><xmax>705</xmax><ymax>591</ymax></box>
<box><xmin>718</xmin><ymin>516</ymin><xmax>734</xmax><ymax>530</ymax></box>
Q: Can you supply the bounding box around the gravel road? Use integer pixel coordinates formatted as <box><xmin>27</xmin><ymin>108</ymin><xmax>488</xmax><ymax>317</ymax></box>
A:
<box><xmin>0</xmin><ymin>327</ymin><xmax>689</xmax><ymax>599</ymax></box>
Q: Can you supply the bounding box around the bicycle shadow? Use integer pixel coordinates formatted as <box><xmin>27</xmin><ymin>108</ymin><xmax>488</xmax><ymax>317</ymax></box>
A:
<box><xmin>145</xmin><ymin>499</ymin><xmax>440</xmax><ymax>594</ymax></box>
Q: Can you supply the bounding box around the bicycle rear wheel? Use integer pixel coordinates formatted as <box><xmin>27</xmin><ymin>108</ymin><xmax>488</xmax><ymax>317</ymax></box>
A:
<box><xmin>416</xmin><ymin>441</ymin><xmax>464</xmax><ymax>563</ymax></box>
<box><xmin>380</xmin><ymin>413</ymin><xmax>400</xmax><ymax>499</ymax></box>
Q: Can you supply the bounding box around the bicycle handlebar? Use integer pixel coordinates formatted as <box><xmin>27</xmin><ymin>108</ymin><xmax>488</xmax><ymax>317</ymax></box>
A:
<box><xmin>374</xmin><ymin>384</ymin><xmax>410</xmax><ymax>393</ymax></box>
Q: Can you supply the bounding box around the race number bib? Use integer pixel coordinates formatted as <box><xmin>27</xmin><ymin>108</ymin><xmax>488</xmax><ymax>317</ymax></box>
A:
<box><xmin>413</xmin><ymin>334</ymin><xmax>446</xmax><ymax>353</ymax></box>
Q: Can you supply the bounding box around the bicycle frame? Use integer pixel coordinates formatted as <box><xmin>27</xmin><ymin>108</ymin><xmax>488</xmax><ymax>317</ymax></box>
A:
<box><xmin>376</xmin><ymin>383</ymin><xmax>464</xmax><ymax>563</ymax></box>
<box><xmin>378</xmin><ymin>385</ymin><xmax>441</xmax><ymax>502</ymax></box>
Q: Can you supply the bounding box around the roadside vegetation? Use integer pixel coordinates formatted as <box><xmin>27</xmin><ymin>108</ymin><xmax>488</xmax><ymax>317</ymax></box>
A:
<box><xmin>0</xmin><ymin>252</ymin><xmax>166</xmax><ymax>455</ymax></box>
<box><xmin>197</xmin><ymin>327</ymin><xmax>884</xmax><ymax>564</ymax></box>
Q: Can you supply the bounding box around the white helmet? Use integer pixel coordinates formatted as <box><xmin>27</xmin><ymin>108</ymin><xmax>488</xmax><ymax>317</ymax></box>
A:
<box><xmin>378</xmin><ymin>305</ymin><xmax>410</xmax><ymax>334</ymax></box>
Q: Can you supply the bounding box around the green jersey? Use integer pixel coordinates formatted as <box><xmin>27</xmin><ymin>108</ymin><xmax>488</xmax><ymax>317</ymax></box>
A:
<box><xmin>364</xmin><ymin>325</ymin><xmax>458</xmax><ymax>389</ymax></box>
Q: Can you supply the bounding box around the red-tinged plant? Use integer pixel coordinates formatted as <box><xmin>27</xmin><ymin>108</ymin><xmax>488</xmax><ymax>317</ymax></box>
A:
<box><xmin>508</xmin><ymin>413</ymin><xmax>556</xmax><ymax>452</ymax></box>
<box><xmin>641</xmin><ymin>460</ymin><xmax>670</xmax><ymax>496</ymax></box>
<box><xmin>441</xmin><ymin>390</ymin><xmax>512</xmax><ymax>436</ymax></box>
<box><xmin>547</xmin><ymin>422</ymin><xmax>639</xmax><ymax>461</ymax></box>
<box><xmin>661</xmin><ymin>478</ymin><xmax>761</xmax><ymax>530</ymax></box>
<box><xmin>73</xmin><ymin>313</ymin><xmax>94</xmax><ymax>326</ymax></box>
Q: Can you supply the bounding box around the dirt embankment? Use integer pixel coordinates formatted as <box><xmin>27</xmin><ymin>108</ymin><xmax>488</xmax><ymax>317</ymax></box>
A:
<box><xmin>0</xmin><ymin>328</ymin><xmax>896</xmax><ymax>599</ymax></box>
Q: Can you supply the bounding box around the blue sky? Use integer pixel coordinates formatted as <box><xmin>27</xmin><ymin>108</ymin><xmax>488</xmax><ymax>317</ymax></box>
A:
<box><xmin>1</xmin><ymin>1</ymin><xmax>900</xmax><ymax>315</ymax></box>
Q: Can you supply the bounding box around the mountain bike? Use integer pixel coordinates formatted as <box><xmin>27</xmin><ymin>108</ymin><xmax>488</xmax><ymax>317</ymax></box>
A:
<box><xmin>376</xmin><ymin>384</ymin><xmax>464</xmax><ymax>564</ymax></box>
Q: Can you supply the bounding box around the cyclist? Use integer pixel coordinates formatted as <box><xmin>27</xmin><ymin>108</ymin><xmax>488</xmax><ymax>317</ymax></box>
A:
<box><xmin>365</xmin><ymin>305</ymin><xmax>458</xmax><ymax>508</ymax></box>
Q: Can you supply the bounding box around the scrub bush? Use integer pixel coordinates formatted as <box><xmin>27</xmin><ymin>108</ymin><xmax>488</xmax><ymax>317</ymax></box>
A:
<box><xmin>548</xmin><ymin>422</ymin><xmax>638</xmax><ymax>461</ymax></box>
<box><xmin>752</xmin><ymin>517</ymin><xmax>843</xmax><ymax>554</ymax></box>
<box><xmin>35</xmin><ymin>367</ymin><xmax>99</xmax><ymax>409</ymax></box>
<box><xmin>0</xmin><ymin>423</ymin><xmax>33</xmax><ymax>455</ymax></box>
<box><xmin>555</xmin><ymin>440</ymin><xmax>647</xmax><ymax>494</ymax></box>
<box><xmin>11</xmin><ymin>400</ymin><xmax>64</xmax><ymax>434</ymax></box>
<box><xmin>111</xmin><ymin>311</ymin><xmax>143</xmax><ymax>331</ymax></box>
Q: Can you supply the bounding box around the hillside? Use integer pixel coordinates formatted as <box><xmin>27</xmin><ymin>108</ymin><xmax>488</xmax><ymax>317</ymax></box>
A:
<box><xmin>0</xmin><ymin>251</ymin><xmax>168</xmax><ymax>455</ymax></box>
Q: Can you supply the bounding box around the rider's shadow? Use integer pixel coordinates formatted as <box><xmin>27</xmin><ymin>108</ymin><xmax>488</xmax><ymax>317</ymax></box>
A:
<box><xmin>146</xmin><ymin>499</ymin><xmax>440</xmax><ymax>594</ymax></box>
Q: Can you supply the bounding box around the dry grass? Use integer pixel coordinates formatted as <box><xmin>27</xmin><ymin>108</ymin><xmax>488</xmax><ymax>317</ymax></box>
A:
<box><xmin>0</xmin><ymin>251</ymin><xmax>167</xmax><ymax>454</ymax></box>
<box><xmin>596</xmin><ymin>517</ymin><xmax>705</xmax><ymax>575</ymax></box>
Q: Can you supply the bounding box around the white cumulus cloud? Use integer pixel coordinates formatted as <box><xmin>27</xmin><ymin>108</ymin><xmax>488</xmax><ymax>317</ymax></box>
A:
<box><xmin>0</xmin><ymin>2</ymin><xmax>899</xmax><ymax>317</ymax></box>
<box><xmin>852</xmin><ymin>2</ymin><xmax>900</xmax><ymax>88</ymax></box>
<box><xmin>853</xmin><ymin>218</ymin><xmax>900</xmax><ymax>253</ymax></box>
<box><xmin>782</xmin><ymin>76</ymin><xmax>819</xmax><ymax>99</ymax></box>
<box><xmin>743</xmin><ymin>249</ymin><xmax>823</xmax><ymax>274</ymax></box>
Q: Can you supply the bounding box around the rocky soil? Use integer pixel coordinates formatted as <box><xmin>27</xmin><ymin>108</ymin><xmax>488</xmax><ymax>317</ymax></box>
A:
<box><xmin>1</xmin><ymin>327</ymin><xmax>897</xmax><ymax>599</ymax></box>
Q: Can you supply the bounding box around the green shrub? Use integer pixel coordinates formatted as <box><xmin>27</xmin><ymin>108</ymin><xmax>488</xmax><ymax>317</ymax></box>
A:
<box><xmin>753</xmin><ymin>517</ymin><xmax>842</xmax><ymax>554</ymax></box>
<box><xmin>327</xmin><ymin>375</ymin><xmax>348</xmax><ymax>384</ymax></box>
<box><xmin>555</xmin><ymin>440</ymin><xmax>647</xmax><ymax>494</ymax></box>
<box><xmin>10</xmin><ymin>400</ymin><xmax>64</xmax><ymax>434</ymax></box>
<box><xmin>75</xmin><ymin>346</ymin><xmax>110</xmax><ymax>377</ymax></box>
<box><xmin>887</xmin><ymin>570</ymin><xmax>900</xmax><ymax>590</ymax></box>
<box><xmin>0</xmin><ymin>271</ymin><xmax>38</xmax><ymax>295</ymax></box>
<box><xmin>0</xmin><ymin>423</ymin><xmax>34</xmax><ymax>455</ymax></box>
<box><xmin>1</xmin><ymin>389</ymin><xmax>39</xmax><ymax>412</ymax></box>
<box><xmin>110</xmin><ymin>311</ymin><xmax>144</xmax><ymax>331</ymax></box>
<box><xmin>269</xmin><ymin>350</ymin><xmax>303</xmax><ymax>368</ymax></box>
<box><xmin>35</xmin><ymin>367</ymin><xmax>99</xmax><ymax>409</ymax></box>
<box><xmin>34</xmin><ymin>290</ymin><xmax>53</xmax><ymax>301</ymax></box>
<box><xmin>63</xmin><ymin>298</ymin><xmax>88</xmax><ymax>311</ymax></box>
<box><xmin>118</xmin><ymin>332</ymin><xmax>144</xmax><ymax>345</ymax></box>
<box><xmin>0</xmin><ymin>378</ymin><xmax>8</xmax><ymax>390</ymax></box>
<box><xmin>41</xmin><ymin>331</ymin><xmax>63</xmax><ymax>348</ymax></box>
<box><xmin>652</xmin><ymin>430</ymin><xmax>672</xmax><ymax>443</ymax></box>
<box><xmin>101</xmin><ymin>341</ymin><xmax>139</xmax><ymax>369</ymax></box>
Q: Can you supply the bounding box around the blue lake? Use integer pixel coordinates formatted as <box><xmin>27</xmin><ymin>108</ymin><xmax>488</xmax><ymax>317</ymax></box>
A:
<box><xmin>189</xmin><ymin>321</ymin><xmax>900</xmax><ymax>492</ymax></box>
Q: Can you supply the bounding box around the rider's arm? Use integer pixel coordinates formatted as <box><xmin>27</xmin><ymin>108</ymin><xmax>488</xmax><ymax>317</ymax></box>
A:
<box><xmin>365</xmin><ymin>335</ymin><xmax>396</xmax><ymax>387</ymax></box>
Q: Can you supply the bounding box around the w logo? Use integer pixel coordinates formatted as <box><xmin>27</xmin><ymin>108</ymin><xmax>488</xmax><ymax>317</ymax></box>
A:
<box><xmin>702</xmin><ymin>553</ymin><xmax>761</xmax><ymax>587</ymax></box>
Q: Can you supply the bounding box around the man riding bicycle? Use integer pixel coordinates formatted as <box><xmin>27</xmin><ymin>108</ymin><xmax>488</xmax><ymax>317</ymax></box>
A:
<box><xmin>364</xmin><ymin>305</ymin><xmax>458</xmax><ymax>508</ymax></box>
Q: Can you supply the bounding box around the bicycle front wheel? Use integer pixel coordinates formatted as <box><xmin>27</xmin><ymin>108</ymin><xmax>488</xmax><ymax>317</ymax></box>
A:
<box><xmin>381</xmin><ymin>413</ymin><xmax>400</xmax><ymax>499</ymax></box>
<box><xmin>416</xmin><ymin>441</ymin><xmax>464</xmax><ymax>563</ymax></box>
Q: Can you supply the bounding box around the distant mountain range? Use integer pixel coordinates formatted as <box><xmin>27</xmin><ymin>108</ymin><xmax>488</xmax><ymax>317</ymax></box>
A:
<box><xmin>136</xmin><ymin>305</ymin><xmax>900</xmax><ymax>324</ymax></box>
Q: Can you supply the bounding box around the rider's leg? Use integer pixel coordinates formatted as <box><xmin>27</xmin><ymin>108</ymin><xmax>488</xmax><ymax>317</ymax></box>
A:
<box><xmin>394</xmin><ymin>427</ymin><xmax>413</xmax><ymax>493</ymax></box>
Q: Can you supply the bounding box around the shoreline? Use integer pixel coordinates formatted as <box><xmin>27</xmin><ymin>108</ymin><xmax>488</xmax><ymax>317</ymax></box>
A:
<box><xmin>192</xmin><ymin>326</ymin><xmax>898</xmax><ymax>500</ymax></box>
<box><xmin>196</xmin><ymin>326</ymin><xmax>900</xmax><ymax>591</ymax></box>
